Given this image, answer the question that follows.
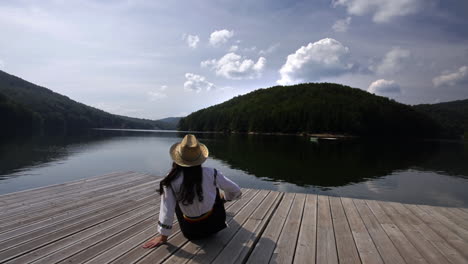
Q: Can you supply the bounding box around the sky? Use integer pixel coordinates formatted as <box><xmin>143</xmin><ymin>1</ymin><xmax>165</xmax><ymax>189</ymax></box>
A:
<box><xmin>0</xmin><ymin>0</ymin><xmax>467</xmax><ymax>120</ymax></box>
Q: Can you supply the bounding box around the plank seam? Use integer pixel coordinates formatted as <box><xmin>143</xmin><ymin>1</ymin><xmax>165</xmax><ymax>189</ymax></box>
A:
<box><xmin>290</xmin><ymin>193</ymin><xmax>306</xmax><ymax>264</ymax></box>
<box><xmin>267</xmin><ymin>193</ymin><xmax>296</xmax><ymax>264</ymax></box>
<box><xmin>327</xmin><ymin>196</ymin><xmax>341</xmax><ymax>264</ymax></box>
<box><xmin>351</xmin><ymin>198</ymin><xmax>387</xmax><ymax>263</ymax></box>
<box><xmin>0</xmin><ymin>194</ymin><xmax>158</xmax><ymax>263</ymax></box>
<box><xmin>0</xmin><ymin>171</ymin><xmax>131</xmax><ymax>198</ymax></box>
<box><xmin>207</xmin><ymin>190</ymin><xmax>272</xmax><ymax>264</ymax></box>
<box><xmin>366</xmin><ymin>200</ymin><xmax>425</xmax><ymax>264</ymax></box>
<box><xmin>26</xmin><ymin>203</ymin><xmax>161</xmax><ymax>264</ymax></box>
<box><xmin>398</xmin><ymin>203</ymin><xmax>467</xmax><ymax>263</ymax></box>
<box><xmin>241</xmin><ymin>192</ymin><xmax>285</xmax><ymax>264</ymax></box>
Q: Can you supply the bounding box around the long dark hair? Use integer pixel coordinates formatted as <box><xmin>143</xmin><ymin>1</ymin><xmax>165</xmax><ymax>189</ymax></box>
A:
<box><xmin>159</xmin><ymin>162</ymin><xmax>204</xmax><ymax>205</ymax></box>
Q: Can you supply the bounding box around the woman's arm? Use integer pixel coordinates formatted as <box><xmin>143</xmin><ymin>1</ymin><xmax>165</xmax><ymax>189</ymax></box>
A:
<box><xmin>143</xmin><ymin>186</ymin><xmax>176</xmax><ymax>248</ymax></box>
<box><xmin>157</xmin><ymin>186</ymin><xmax>176</xmax><ymax>235</ymax></box>
<box><xmin>216</xmin><ymin>170</ymin><xmax>242</xmax><ymax>201</ymax></box>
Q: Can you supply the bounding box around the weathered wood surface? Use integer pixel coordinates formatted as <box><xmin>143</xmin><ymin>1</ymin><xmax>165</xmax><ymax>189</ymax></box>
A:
<box><xmin>1</xmin><ymin>172</ymin><xmax>467</xmax><ymax>264</ymax></box>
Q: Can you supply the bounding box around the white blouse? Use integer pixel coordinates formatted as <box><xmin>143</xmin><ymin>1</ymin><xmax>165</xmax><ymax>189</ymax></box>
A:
<box><xmin>158</xmin><ymin>167</ymin><xmax>242</xmax><ymax>236</ymax></box>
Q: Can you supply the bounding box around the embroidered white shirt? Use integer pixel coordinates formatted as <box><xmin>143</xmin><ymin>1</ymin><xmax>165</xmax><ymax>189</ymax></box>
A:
<box><xmin>158</xmin><ymin>167</ymin><xmax>242</xmax><ymax>236</ymax></box>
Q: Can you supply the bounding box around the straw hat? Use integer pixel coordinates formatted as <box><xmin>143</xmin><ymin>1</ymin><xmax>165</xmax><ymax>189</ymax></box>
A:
<box><xmin>170</xmin><ymin>134</ymin><xmax>209</xmax><ymax>167</ymax></box>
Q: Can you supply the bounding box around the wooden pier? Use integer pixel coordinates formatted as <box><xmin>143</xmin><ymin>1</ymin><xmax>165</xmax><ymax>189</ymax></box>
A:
<box><xmin>1</xmin><ymin>172</ymin><xmax>468</xmax><ymax>264</ymax></box>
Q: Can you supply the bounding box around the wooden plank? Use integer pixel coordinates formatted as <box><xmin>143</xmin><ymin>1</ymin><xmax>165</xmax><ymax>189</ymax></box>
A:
<box><xmin>0</xmin><ymin>171</ymin><xmax>128</xmax><ymax>201</ymax></box>
<box><xmin>365</xmin><ymin>200</ymin><xmax>427</xmax><ymax>264</ymax></box>
<box><xmin>376</xmin><ymin>200</ymin><xmax>449</xmax><ymax>264</ymax></box>
<box><xmin>452</xmin><ymin>208</ymin><xmax>468</xmax><ymax>221</ymax></box>
<box><xmin>417</xmin><ymin>204</ymin><xmax>468</xmax><ymax>242</ymax></box>
<box><xmin>329</xmin><ymin>196</ymin><xmax>360</xmax><ymax>264</ymax></box>
<box><xmin>8</xmin><ymin>199</ymin><xmax>160</xmax><ymax>264</ymax></box>
<box><xmin>389</xmin><ymin>202</ymin><xmax>466</xmax><ymax>264</ymax></box>
<box><xmin>268</xmin><ymin>193</ymin><xmax>305</xmax><ymax>264</ymax></box>
<box><xmin>433</xmin><ymin>207</ymin><xmax>468</xmax><ymax>231</ymax></box>
<box><xmin>316</xmin><ymin>195</ymin><xmax>338</xmax><ymax>264</ymax></box>
<box><xmin>0</xmin><ymin>187</ymin><xmax>156</xmax><ymax>252</ymax></box>
<box><xmin>353</xmin><ymin>199</ymin><xmax>405</xmax><ymax>264</ymax></box>
<box><xmin>0</xmin><ymin>173</ymin><xmax>153</xmax><ymax>223</ymax></box>
<box><xmin>0</xmin><ymin>177</ymin><xmax>159</xmax><ymax>232</ymax></box>
<box><xmin>211</xmin><ymin>191</ymin><xmax>282</xmax><ymax>264</ymax></box>
<box><xmin>0</xmin><ymin>172</ymin><xmax>151</xmax><ymax>218</ymax></box>
<box><xmin>246</xmin><ymin>193</ymin><xmax>295</xmax><ymax>264</ymax></box>
<box><xmin>112</xmin><ymin>188</ymin><xmax>257</xmax><ymax>264</ymax></box>
<box><xmin>0</xmin><ymin>179</ymin><xmax>158</xmax><ymax>241</ymax></box>
<box><xmin>54</xmin><ymin>213</ymin><xmax>159</xmax><ymax>264</ymax></box>
<box><xmin>0</xmin><ymin>189</ymin><xmax>154</xmax><ymax>244</ymax></box>
<box><xmin>0</xmin><ymin>191</ymin><xmax>157</xmax><ymax>262</ymax></box>
<box><xmin>341</xmin><ymin>197</ymin><xmax>383</xmax><ymax>264</ymax></box>
<box><xmin>168</xmin><ymin>190</ymin><xmax>271</xmax><ymax>264</ymax></box>
<box><xmin>293</xmin><ymin>194</ymin><xmax>317</xmax><ymax>264</ymax></box>
<box><xmin>3</xmin><ymin>173</ymin><xmax>468</xmax><ymax>264</ymax></box>
<box><xmin>83</xmin><ymin>225</ymin><xmax>156</xmax><ymax>264</ymax></box>
<box><xmin>405</xmin><ymin>203</ymin><xmax>468</xmax><ymax>260</ymax></box>
<box><xmin>0</xmin><ymin>172</ymin><xmax>143</xmax><ymax>209</ymax></box>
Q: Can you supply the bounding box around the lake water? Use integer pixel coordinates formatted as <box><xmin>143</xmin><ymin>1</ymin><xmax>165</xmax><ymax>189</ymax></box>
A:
<box><xmin>1</xmin><ymin>129</ymin><xmax>467</xmax><ymax>207</ymax></box>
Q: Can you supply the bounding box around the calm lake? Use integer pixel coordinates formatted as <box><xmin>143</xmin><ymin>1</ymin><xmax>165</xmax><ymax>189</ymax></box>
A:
<box><xmin>1</xmin><ymin>129</ymin><xmax>467</xmax><ymax>207</ymax></box>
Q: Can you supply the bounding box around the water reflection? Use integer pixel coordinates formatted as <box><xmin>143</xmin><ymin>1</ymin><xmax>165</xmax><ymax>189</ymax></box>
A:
<box><xmin>0</xmin><ymin>130</ymin><xmax>467</xmax><ymax>206</ymax></box>
<box><xmin>203</xmin><ymin>134</ymin><xmax>466</xmax><ymax>187</ymax></box>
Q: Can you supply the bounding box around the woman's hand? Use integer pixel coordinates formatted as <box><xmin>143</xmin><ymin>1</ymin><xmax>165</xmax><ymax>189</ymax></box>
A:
<box><xmin>142</xmin><ymin>235</ymin><xmax>168</xmax><ymax>248</ymax></box>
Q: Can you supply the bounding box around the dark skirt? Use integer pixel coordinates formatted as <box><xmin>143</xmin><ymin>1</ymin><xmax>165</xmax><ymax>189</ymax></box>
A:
<box><xmin>175</xmin><ymin>188</ymin><xmax>227</xmax><ymax>240</ymax></box>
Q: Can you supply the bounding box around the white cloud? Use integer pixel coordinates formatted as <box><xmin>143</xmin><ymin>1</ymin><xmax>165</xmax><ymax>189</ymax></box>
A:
<box><xmin>0</xmin><ymin>59</ymin><xmax>4</xmax><ymax>69</ymax></box>
<box><xmin>433</xmin><ymin>66</ymin><xmax>468</xmax><ymax>87</ymax></box>
<box><xmin>259</xmin><ymin>43</ymin><xmax>280</xmax><ymax>55</ymax></box>
<box><xmin>229</xmin><ymin>45</ymin><xmax>239</xmax><ymax>52</ymax></box>
<box><xmin>277</xmin><ymin>38</ymin><xmax>354</xmax><ymax>85</ymax></box>
<box><xmin>243</xmin><ymin>46</ymin><xmax>257</xmax><ymax>52</ymax></box>
<box><xmin>209</xmin><ymin>29</ymin><xmax>234</xmax><ymax>46</ymax></box>
<box><xmin>183</xmin><ymin>73</ymin><xmax>215</xmax><ymax>92</ymax></box>
<box><xmin>332</xmin><ymin>0</ymin><xmax>424</xmax><ymax>23</ymax></box>
<box><xmin>370</xmin><ymin>47</ymin><xmax>411</xmax><ymax>75</ymax></box>
<box><xmin>148</xmin><ymin>91</ymin><xmax>167</xmax><ymax>100</ymax></box>
<box><xmin>148</xmin><ymin>85</ymin><xmax>168</xmax><ymax>100</ymax></box>
<box><xmin>201</xmin><ymin>53</ymin><xmax>266</xmax><ymax>80</ymax></box>
<box><xmin>332</xmin><ymin>17</ymin><xmax>352</xmax><ymax>32</ymax></box>
<box><xmin>368</xmin><ymin>79</ymin><xmax>402</xmax><ymax>97</ymax></box>
<box><xmin>182</xmin><ymin>34</ymin><xmax>200</xmax><ymax>49</ymax></box>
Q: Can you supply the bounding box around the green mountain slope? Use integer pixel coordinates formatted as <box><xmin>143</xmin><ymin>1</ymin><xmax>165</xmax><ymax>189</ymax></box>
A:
<box><xmin>414</xmin><ymin>99</ymin><xmax>468</xmax><ymax>137</ymax></box>
<box><xmin>179</xmin><ymin>83</ymin><xmax>442</xmax><ymax>138</ymax></box>
<box><xmin>0</xmin><ymin>70</ymin><xmax>171</xmax><ymax>133</ymax></box>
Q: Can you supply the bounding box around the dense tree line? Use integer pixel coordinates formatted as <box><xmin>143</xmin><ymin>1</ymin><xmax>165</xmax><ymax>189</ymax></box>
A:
<box><xmin>0</xmin><ymin>70</ymin><xmax>176</xmax><ymax>135</ymax></box>
<box><xmin>414</xmin><ymin>99</ymin><xmax>468</xmax><ymax>138</ymax></box>
<box><xmin>0</xmin><ymin>93</ymin><xmax>41</xmax><ymax>135</ymax></box>
<box><xmin>179</xmin><ymin>83</ymin><xmax>444</xmax><ymax>138</ymax></box>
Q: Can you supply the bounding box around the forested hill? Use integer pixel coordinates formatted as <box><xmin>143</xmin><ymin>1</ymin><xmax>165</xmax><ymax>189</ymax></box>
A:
<box><xmin>414</xmin><ymin>99</ymin><xmax>468</xmax><ymax>138</ymax></box>
<box><xmin>179</xmin><ymin>83</ymin><xmax>443</xmax><ymax>138</ymax></box>
<box><xmin>0</xmin><ymin>70</ymin><xmax>174</xmax><ymax>135</ymax></box>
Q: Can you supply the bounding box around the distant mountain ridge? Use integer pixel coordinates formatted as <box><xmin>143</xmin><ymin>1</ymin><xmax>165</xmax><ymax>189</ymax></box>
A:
<box><xmin>179</xmin><ymin>83</ymin><xmax>445</xmax><ymax>138</ymax></box>
<box><xmin>0</xmin><ymin>70</ymin><xmax>178</xmax><ymax>135</ymax></box>
<box><xmin>414</xmin><ymin>99</ymin><xmax>468</xmax><ymax>137</ymax></box>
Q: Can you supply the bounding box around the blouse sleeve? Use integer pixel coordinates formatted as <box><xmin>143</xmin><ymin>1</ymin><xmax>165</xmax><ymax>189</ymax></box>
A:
<box><xmin>158</xmin><ymin>185</ymin><xmax>176</xmax><ymax>236</ymax></box>
<box><xmin>215</xmin><ymin>169</ymin><xmax>242</xmax><ymax>201</ymax></box>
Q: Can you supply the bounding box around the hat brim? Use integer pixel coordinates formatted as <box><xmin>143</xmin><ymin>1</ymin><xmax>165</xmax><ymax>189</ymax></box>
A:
<box><xmin>169</xmin><ymin>142</ymin><xmax>209</xmax><ymax>167</ymax></box>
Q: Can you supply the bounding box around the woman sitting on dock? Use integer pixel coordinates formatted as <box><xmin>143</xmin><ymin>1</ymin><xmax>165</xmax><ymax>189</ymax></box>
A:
<box><xmin>143</xmin><ymin>134</ymin><xmax>242</xmax><ymax>248</ymax></box>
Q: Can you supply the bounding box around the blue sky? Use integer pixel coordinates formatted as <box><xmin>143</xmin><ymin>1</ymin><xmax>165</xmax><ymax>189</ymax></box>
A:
<box><xmin>0</xmin><ymin>0</ymin><xmax>467</xmax><ymax>119</ymax></box>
